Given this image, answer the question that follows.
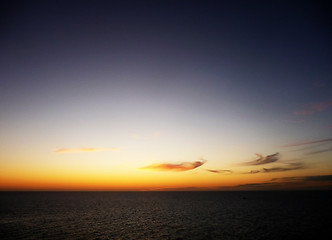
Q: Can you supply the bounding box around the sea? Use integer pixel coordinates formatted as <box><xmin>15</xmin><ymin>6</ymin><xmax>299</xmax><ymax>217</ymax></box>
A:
<box><xmin>1</xmin><ymin>191</ymin><xmax>331</xmax><ymax>240</ymax></box>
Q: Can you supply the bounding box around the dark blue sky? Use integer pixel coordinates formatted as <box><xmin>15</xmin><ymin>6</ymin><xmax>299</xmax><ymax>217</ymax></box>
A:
<box><xmin>1</xmin><ymin>1</ymin><xmax>331</xmax><ymax>111</ymax></box>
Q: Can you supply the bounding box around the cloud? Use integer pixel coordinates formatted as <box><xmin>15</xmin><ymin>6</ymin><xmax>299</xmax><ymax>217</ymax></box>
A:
<box><xmin>262</xmin><ymin>162</ymin><xmax>304</xmax><ymax>173</ymax></box>
<box><xmin>244</xmin><ymin>153</ymin><xmax>279</xmax><ymax>165</ymax></box>
<box><xmin>271</xmin><ymin>175</ymin><xmax>332</xmax><ymax>182</ymax></box>
<box><xmin>281</xmin><ymin>138</ymin><xmax>332</xmax><ymax>148</ymax></box>
<box><xmin>140</xmin><ymin>159</ymin><xmax>206</xmax><ymax>171</ymax></box>
<box><xmin>243</xmin><ymin>170</ymin><xmax>261</xmax><ymax>174</ymax></box>
<box><xmin>236</xmin><ymin>182</ymin><xmax>276</xmax><ymax>188</ymax></box>
<box><xmin>206</xmin><ymin>169</ymin><xmax>233</xmax><ymax>174</ymax></box>
<box><xmin>55</xmin><ymin>147</ymin><xmax>119</xmax><ymax>153</ymax></box>
<box><xmin>244</xmin><ymin>162</ymin><xmax>305</xmax><ymax>174</ymax></box>
<box><xmin>306</xmin><ymin>146</ymin><xmax>332</xmax><ymax>155</ymax></box>
<box><xmin>270</xmin><ymin>176</ymin><xmax>304</xmax><ymax>182</ymax></box>
<box><xmin>294</xmin><ymin>99</ymin><xmax>332</xmax><ymax>115</ymax></box>
<box><xmin>221</xmin><ymin>175</ymin><xmax>332</xmax><ymax>190</ymax></box>
<box><xmin>282</xmin><ymin>138</ymin><xmax>332</xmax><ymax>156</ymax></box>
<box><xmin>304</xmin><ymin>175</ymin><xmax>332</xmax><ymax>182</ymax></box>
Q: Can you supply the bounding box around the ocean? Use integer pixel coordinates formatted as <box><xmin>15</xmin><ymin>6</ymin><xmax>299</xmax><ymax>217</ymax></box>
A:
<box><xmin>1</xmin><ymin>191</ymin><xmax>331</xmax><ymax>240</ymax></box>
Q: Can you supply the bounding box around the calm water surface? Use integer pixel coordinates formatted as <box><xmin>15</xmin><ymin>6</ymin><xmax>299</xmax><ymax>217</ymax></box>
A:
<box><xmin>1</xmin><ymin>191</ymin><xmax>331</xmax><ymax>240</ymax></box>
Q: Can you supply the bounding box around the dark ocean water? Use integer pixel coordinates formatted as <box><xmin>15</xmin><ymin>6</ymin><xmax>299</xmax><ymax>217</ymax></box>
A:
<box><xmin>0</xmin><ymin>191</ymin><xmax>331</xmax><ymax>240</ymax></box>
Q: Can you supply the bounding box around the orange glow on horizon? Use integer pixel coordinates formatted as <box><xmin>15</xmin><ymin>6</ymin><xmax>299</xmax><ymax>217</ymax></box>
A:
<box><xmin>2</xmin><ymin>164</ymin><xmax>330</xmax><ymax>191</ymax></box>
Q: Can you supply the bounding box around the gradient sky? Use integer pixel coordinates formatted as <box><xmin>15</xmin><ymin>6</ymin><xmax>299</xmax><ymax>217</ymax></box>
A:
<box><xmin>1</xmin><ymin>0</ymin><xmax>331</xmax><ymax>190</ymax></box>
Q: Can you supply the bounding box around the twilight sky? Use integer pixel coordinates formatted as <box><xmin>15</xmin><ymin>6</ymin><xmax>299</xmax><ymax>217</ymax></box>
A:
<box><xmin>1</xmin><ymin>0</ymin><xmax>331</xmax><ymax>190</ymax></box>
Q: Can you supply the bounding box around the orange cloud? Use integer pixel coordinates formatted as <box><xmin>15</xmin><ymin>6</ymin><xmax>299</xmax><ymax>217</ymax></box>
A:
<box><xmin>140</xmin><ymin>159</ymin><xmax>206</xmax><ymax>171</ymax></box>
<box><xmin>55</xmin><ymin>147</ymin><xmax>119</xmax><ymax>153</ymax></box>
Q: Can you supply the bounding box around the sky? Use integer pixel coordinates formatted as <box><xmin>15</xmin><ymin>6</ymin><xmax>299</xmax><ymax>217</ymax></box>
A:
<box><xmin>1</xmin><ymin>0</ymin><xmax>331</xmax><ymax>190</ymax></box>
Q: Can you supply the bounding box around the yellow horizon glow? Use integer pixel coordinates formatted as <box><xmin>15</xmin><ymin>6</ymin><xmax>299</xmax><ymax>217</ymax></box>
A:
<box><xmin>1</xmin><ymin>134</ymin><xmax>331</xmax><ymax>191</ymax></box>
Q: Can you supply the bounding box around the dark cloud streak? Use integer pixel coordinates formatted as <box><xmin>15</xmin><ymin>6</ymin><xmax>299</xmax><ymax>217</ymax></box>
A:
<box><xmin>271</xmin><ymin>175</ymin><xmax>332</xmax><ymax>182</ymax></box>
<box><xmin>306</xmin><ymin>146</ymin><xmax>332</xmax><ymax>155</ymax></box>
<box><xmin>223</xmin><ymin>175</ymin><xmax>332</xmax><ymax>190</ymax></box>
<box><xmin>263</xmin><ymin>166</ymin><xmax>303</xmax><ymax>173</ymax></box>
<box><xmin>206</xmin><ymin>169</ymin><xmax>233</xmax><ymax>174</ymax></box>
<box><xmin>245</xmin><ymin>162</ymin><xmax>305</xmax><ymax>174</ymax></box>
<box><xmin>281</xmin><ymin>138</ymin><xmax>332</xmax><ymax>148</ymax></box>
<box><xmin>244</xmin><ymin>153</ymin><xmax>279</xmax><ymax>165</ymax></box>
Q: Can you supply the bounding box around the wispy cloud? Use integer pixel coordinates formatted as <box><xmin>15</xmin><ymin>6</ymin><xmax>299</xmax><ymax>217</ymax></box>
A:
<box><xmin>244</xmin><ymin>162</ymin><xmax>305</xmax><ymax>174</ymax></box>
<box><xmin>244</xmin><ymin>153</ymin><xmax>279</xmax><ymax>165</ymax></box>
<box><xmin>294</xmin><ymin>99</ymin><xmax>332</xmax><ymax>115</ymax></box>
<box><xmin>306</xmin><ymin>146</ymin><xmax>332</xmax><ymax>155</ymax></box>
<box><xmin>140</xmin><ymin>159</ymin><xmax>206</xmax><ymax>171</ymax></box>
<box><xmin>282</xmin><ymin>138</ymin><xmax>332</xmax><ymax>157</ymax></box>
<box><xmin>303</xmin><ymin>175</ymin><xmax>332</xmax><ymax>182</ymax></box>
<box><xmin>206</xmin><ymin>169</ymin><xmax>233</xmax><ymax>174</ymax></box>
<box><xmin>243</xmin><ymin>170</ymin><xmax>261</xmax><ymax>174</ymax></box>
<box><xmin>271</xmin><ymin>175</ymin><xmax>332</xmax><ymax>182</ymax></box>
<box><xmin>220</xmin><ymin>175</ymin><xmax>332</xmax><ymax>190</ymax></box>
<box><xmin>262</xmin><ymin>162</ymin><xmax>304</xmax><ymax>173</ymax></box>
<box><xmin>281</xmin><ymin>138</ymin><xmax>332</xmax><ymax>148</ymax></box>
<box><xmin>55</xmin><ymin>147</ymin><xmax>119</xmax><ymax>153</ymax></box>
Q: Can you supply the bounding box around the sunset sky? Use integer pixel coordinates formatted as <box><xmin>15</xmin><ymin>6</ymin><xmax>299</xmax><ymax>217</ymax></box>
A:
<box><xmin>1</xmin><ymin>0</ymin><xmax>331</xmax><ymax>190</ymax></box>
